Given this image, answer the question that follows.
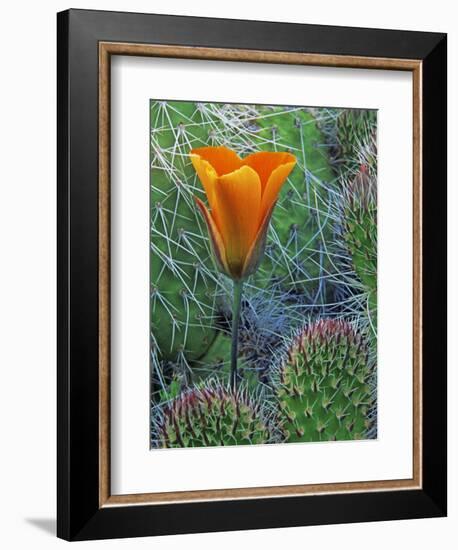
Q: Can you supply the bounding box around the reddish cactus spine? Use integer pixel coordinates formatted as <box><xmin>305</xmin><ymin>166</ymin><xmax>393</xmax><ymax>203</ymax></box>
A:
<box><xmin>157</xmin><ymin>383</ymin><xmax>271</xmax><ymax>448</ymax></box>
<box><xmin>276</xmin><ymin>319</ymin><xmax>373</xmax><ymax>442</ymax></box>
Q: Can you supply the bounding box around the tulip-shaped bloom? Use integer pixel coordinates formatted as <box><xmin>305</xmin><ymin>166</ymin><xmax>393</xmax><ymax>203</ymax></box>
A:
<box><xmin>190</xmin><ymin>146</ymin><xmax>297</xmax><ymax>281</ymax></box>
<box><xmin>190</xmin><ymin>145</ymin><xmax>296</xmax><ymax>390</ymax></box>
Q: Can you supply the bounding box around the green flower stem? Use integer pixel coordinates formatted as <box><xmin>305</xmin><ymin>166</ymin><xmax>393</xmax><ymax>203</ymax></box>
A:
<box><xmin>230</xmin><ymin>280</ymin><xmax>244</xmax><ymax>391</ymax></box>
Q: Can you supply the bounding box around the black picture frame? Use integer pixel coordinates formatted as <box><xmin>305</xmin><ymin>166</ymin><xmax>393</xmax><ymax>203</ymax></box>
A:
<box><xmin>57</xmin><ymin>8</ymin><xmax>447</xmax><ymax>541</ymax></box>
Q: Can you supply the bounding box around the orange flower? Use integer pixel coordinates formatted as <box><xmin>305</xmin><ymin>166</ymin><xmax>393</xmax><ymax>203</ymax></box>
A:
<box><xmin>190</xmin><ymin>146</ymin><xmax>296</xmax><ymax>280</ymax></box>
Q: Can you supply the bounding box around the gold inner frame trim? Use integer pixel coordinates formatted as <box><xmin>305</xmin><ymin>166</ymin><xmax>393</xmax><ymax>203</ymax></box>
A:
<box><xmin>98</xmin><ymin>41</ymin><xmax>423</xmax><ymax>507</ymax></box>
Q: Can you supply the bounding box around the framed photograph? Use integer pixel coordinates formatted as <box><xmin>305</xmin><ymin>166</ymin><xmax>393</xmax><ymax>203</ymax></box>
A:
<box><xmin>57</xmin><ymin>9</ymin><xmax>447</xmax><ymax>541</ymax></box>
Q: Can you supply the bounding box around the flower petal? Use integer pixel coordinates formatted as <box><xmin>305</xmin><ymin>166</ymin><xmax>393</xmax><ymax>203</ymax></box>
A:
<box><xmin>241</xmin><ymin>201</ymin><xmax>276</xmax><ymax>278</ymax></box>
<box><xmin>190</xmin><ymin>146</ymin><xmax>242</xmax><ymax>176</ymax></box>
<box><xmin>215</xmin><ymin>166</ymin><xmax>262</xmax><ymax>279</ymax></box>
<box><xmin>190</xmin><ymin>154</ymin><xmax>218</xmax><ymax>212</ymax></box>
<box><xmin>194</xmin><ymin>196</ymin><xmax>230</xmax><ymax>275</ymax></box>
<box><xmin>260</xmin><ymin>160</ymin><xmax>296</xmax><ymax>219</ymax></box>
<box><xmin>242</xmin><ymin>151</ymin><xmax>297</xmax><ymax>193</ymax></box>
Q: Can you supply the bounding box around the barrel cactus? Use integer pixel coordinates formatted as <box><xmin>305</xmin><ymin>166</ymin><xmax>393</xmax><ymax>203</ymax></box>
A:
<box><xmin>155</xmin><ymin>382</ymin><xmax>271</xmax><ymax>448</ymax></box>
<box><xmin>276</xmin><ymin>319</ymin><xmax>373</xmax><ymax>442</ymax></box>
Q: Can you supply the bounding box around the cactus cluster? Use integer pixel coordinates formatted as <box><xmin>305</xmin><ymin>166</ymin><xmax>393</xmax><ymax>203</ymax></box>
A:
<box><xmin>276</xmin><ymin>319</ymin><xmax>373</xmax><ymax>442</ymax></box>
<box><xmin>252</xmin><ymin>107</ymin><xmax>336</xmax><ymax>305</ymax></box>
<box><xmin>150</xmin><ymin>101</ymin><xmax>223</xmax><ymax>373</ymax></box>
<box><xmin>330</xmin><ymin>111</ymin><xmax>378</xmax><ymax>361</ymax></box>
<box><xmin>335</xmin><ymin>109</ymin><xmax>377</xmax><ymax>178</ymax></box>
<box><xmin>341</xmin><ymin>165</ymin><xmax>377</xmax><ymax>332</ymax></box>
<box><xmin>150</xmin><ymin>100</ymin><xmax>378</xmax><ymax>448</ymax></box>
<box><xmin>156</xmin><ymin>383</ymin><xmax>271</xmax><ymax>448</ymax></box>
<box><xmin>320</xmin><ymin>108</ymin><xmax>377</xmax><ymax>180</ymax></box>
<box><xmin>330</xmin><ymin>111</ymin><xmax>378</xmax><ymax>436</ymax></box>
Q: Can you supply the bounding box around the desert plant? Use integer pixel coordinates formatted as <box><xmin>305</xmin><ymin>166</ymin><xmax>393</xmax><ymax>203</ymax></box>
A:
<box><xmin>150</xmin><ymin>102</ymin><xmax>341</xmax><ymax>387</ymax></box>
<box><xmin>252</xmin><ymin>107</ymin><xmax>337</xmax><ymax>305</ymax></box>
<box><xmin>341</xmin><ymin>165</ymin><xmax>377</xmax><ymax>334</ymax></box>
<box><xmin>150</xmin><ymin>101</ymin><xmax>225</xmax><ymax>372</ymax></box>
<box><xmin>154</xmin><ymin>382</ymin><xmax>271</xmax><ymax>448</ymax></box>
<box><xmin>275</xmin><ymin>319</ymin><xmax>373</xmax><ymax>442</ymax></box>
<box><xmin>150</xmin><ymin>101</ymin><xmax>378</xmax><ymax>440</ymax></box>
<box><xmin>335</xmin><ymin>109</ymin><xmax>377</xmax><ymax>177</ymax></box>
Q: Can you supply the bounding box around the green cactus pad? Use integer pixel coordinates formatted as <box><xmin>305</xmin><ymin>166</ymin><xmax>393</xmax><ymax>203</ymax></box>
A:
<box><xmin>252</xmin><ymin>107</ymin><xmax>335</xmax><ymax>300</ymax></box>
<box><xmin>335</xmin><ymin>109</ymin><xmax>377</xmax><ymax>179</ymax></box>
<box><xmin>343</xmin><ymin>203</ymin><xmax>377</xmax><ymax>292</ymax></box>
<box><xmin>157</xmin><ymin>383</ymin><xmax>270</xmax><ymax>448</ymax></box>
<box><xmin>277</xmin><ymin>319</ymin><xmax>373</xmax><ymax>442</ymax></box>
<box><xmin>150</xmin><ymin>101</ymin><xmax>226</xmax><ymax>364</ymax></box>
<box><xmin>341</xmin><ymin>166</ymin><xmax>377</xmax><ymax>338</ymax></box>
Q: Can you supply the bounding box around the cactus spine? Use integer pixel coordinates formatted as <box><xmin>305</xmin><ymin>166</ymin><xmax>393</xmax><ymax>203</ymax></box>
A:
<box><xmin>276</xmin><ymin>319</ymin><xmax>373</xmax><ymax>442</ymax></box>
<box><xmin>341</xmin><ymin>165</ymin><xmax>377</xmax><ymax>335</ymax></box>
<box><xmin>156</xmin><ymin>383</ymin><xmax>271</xmax><ymax>448</ymax></box>
<box><xmin>149</xmin><ymin>100</ymin><xmax>379</xmax><ymax>446</ymax></box>
<box><xmin>335</xmin><ymin>109</ymin><xmax>377</xmax><ymax>179</ymax></box>
<box><xmin>252</xmin><ymin>107</ymin><xmax>336</xmax><ymax>304</ymax></box>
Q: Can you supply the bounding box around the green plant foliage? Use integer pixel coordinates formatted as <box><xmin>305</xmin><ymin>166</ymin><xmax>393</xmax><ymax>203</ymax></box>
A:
<box><xmin>341</xmin><ymin>167</ymin><xmax>377</xmax><ymax>335</ymax></box>
<box><xmin>150</xmin><ymin>101</ymin><xmax>226</xmax><ymax>365</ymax></box>
<box><xmin>335</xmin><ymin>109</ymin><xmax>377</xmax><ymax>179</ymax></box>
<box><xmin>276</xmin><ymin>319</ymin><xmax>373</xmax><ymax>442</ymax></box>
<box><xmin>150</xmin><ymin>101</ymin><xmax>337</xmax><ymax>373</ymax></box>
<box><xmin>252</xmin><ymin>107</ymin><xmax>336</xmax><ymax>303</ymax></box>
<box><xmin>150</xmin><ymin>100</ymin><xmax>379</xmax><ymax>446</ymax></box>
<box><xmin>156</xmin><ymin>383</ymin><xmax>271</xmax><ymax>448</ymax></box>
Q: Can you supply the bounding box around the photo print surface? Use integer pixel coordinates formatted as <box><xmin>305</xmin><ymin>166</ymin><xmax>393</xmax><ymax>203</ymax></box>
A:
<box><xmin>150</xmin><ymin>100</ymin><xmax>377</xmax><ymax>449</ymax></box>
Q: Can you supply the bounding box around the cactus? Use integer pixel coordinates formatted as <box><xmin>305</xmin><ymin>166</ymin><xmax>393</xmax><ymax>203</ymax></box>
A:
<box><xmin>150</xmin><ymin>101</ymin><xmax>224</xmax><ymax>369</ymax></box>
<box><xmin>150</xmin><ymin>100</ymin><xmax>379</xmax><ymax>445</ymax></box>
<box><xmin>331</xmin><ymin>109</ymin><xmax>378</xmax><ymax>438</ymax></box>
<box><xmin>150</xmin><ymin>102</ymin><xmax>341</xmax><ymax>380</ymax></box>
<box><xmin>319</xmin><ymin>108</ymin><xmax>377</xmax><ymax>180</ymax></box>
<box><xmin>154</xmin><ymin>382</ymin><xmax>271</xmax><ymax>448</ymax></box>
<box><xmin>329</xmin><ymin>114</ymin><xmax>377</xmax><ymax>351</ymax></box>
<box><xmin>335</xmin><ymin>109</ymin><xmax>377</xmax><ymax>179</ymax></box>
<box><xmin>237</xmin><ymin>286</ymin><xmax>294</xmax><ymax>384</ymax></box>
<box><xmin>341</xmin><ymin>165</ymin><xmax>377</xmax><ymax>335</ymax></box>
<box><xmin>276</xmin><ymin>319</ymin><xmax>373</xmax><ymax>442</ymax></box>
<box><xmin>251</xmin><ymin>107</ymin><xmax>336</xmax><ymax>305</ymax></box>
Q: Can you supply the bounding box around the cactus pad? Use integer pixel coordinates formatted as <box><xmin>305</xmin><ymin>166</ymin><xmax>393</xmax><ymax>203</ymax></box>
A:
<box><xmin>156</xmin><ymin>383</ymin><xmax>271</xmax><ymax>448</ymax></box>
<box><xmin>276</xmin><ymin>319</ymin><xmax>373</xmax><ymax>442</ymax></box>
